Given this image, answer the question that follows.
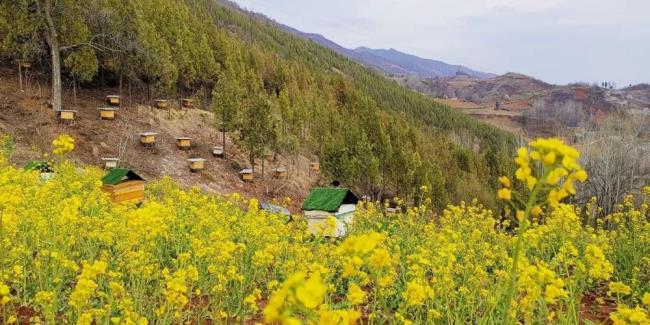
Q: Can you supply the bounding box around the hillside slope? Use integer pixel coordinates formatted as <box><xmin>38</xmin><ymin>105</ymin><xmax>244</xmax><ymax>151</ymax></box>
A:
<box><xmin>0</xmin><ymin>0</ymin><xmax>516</xmax><ymax>208</ymax></box>
<box><xmin>0</xmin><ymin>70</ymin><xmax>317</xmax><ymax>210</ymax></box>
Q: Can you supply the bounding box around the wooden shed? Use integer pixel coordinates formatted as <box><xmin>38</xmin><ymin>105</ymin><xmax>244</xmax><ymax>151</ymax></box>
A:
<box><xmin>106</xmin><ymin>95</ymin><xmax>120</xmax><ymax>106</ymax></box>
<box><xmin>310</xmin><ymin>162</ymin><xmax>320</xmax><ymax>172</ymax></box>
<box><xmin>239</xmin><ymin>168</ymin><xmax>254</xmax><ymax>181</ymax></box>
<box><xmin>188</xmin><ymin>158</ymin><xmax>206</xmax><ymax>173</ymax></box>
<box><xmin>154</xmin><ymin>99</ymin><xmax>169</xmax><ymax>109</ymax></box>
<box><xmin>101</xmin><ymin>168</ymin><xmax>145</xmax><ymax>203</ymax></box>
<box><xmin>302</xmin><ymin>188</ymin><xmax>359</xmax><ymax>237</ymax></box>
<box><xmin>176</xmin><ymin>137</ymin><xmax>192</xmax><ymax>150</ymax></box>
<box><xmin>272</xmin><ymin>167</ymin><xmax>288</xmax><ymax>179</ymax></box>
<box><xmin>139</xmin><ymin>132</ymin><xmax>158</xmax><ymax>147</ymax></box>
<box><xmin>58</xmin><ymin>110</ymin><xmax>77</xmax><ymax>122</ymax></box>
<box><xmin>98</xmin><ymin>107</ymin><xmax>118</xmax><ymax>120</ymax></box>
<box><xmin>101</xmin><ymin>157</ymin><xmax>120</xmax><ymax>169</ymax></box>
<box><xmin>212</xmin><ymin>146</ymin><xmax>224</xmax><ymax>158</ymax></box>
<box><xmin>181</xmin><ymin>98</ymin><xmax>193</xmax><ymax>108</ymax></box>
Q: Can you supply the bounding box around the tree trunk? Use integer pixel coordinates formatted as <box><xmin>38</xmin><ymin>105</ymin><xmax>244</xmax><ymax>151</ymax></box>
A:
<box><xmin>222</xmin><ymin>129</ymin><xmax>226</xmax><ymax>159</ymax></box>
<box><xmin>250</xmin><ymin>150</ymin><xmax>255</xmax><ymax>173</ymax></box>
<box><xmin>40</xmin><ymin>0</ymin><xmax>62</xmax><ymax>111</ymax></box>
<box><xmin>18</xmin><ymin>63</ymin><xmax>23</xmax><ymax>91</ymax></box>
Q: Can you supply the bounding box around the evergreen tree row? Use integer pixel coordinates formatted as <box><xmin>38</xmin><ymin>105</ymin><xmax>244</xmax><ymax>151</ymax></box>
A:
<box><xmin>0</xmin><ymin>0</ymin><xmax>515</xmax><ymax>208</ymax></box>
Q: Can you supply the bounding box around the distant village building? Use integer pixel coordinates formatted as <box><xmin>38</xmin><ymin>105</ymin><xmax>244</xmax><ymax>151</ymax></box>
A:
<box><xmin>100</xmin><ymin>168</ymin><xmax>145</xmax><ymax>203</ymax></box>
<box><xmin>309</xmin><ymin>162</ymin><xmax>320</xmax><ymax>172</ymax></box>
<box><xmin>302</xmin><ymin>188</ymin><xmax>359</xmax><ymax>237</ymax></box>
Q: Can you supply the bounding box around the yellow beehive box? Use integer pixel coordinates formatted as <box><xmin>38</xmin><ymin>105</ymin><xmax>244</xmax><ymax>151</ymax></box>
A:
<box><xmin>101</xmin><ymin>157</ymin><xmax>120</xmax><ymax>169</ymax></box>
<box><xmin>58</xmin><ymin>110</ymin><xmax>77</xmax><ymax>121</ymax></box>
<box><xmin>310</xmin><ymin>162</ymin><xmax>320</xmax><ymax>172</ymax></box>
<box><xmin>213</xmin><ymin>146</ymin><xmax>224</xmax><ymax>158</ymax></box>
<box><xmin>106</xmin><ymin>95</ymin><xmax>120</xmax><ymax>106</ymax></box>
<box><xmin>98</xmin><ymin>107</ymin><xmax>118</xmax><ymax>120</ymax></box>
<box><xmin>181</xmin><ymin>98</ymin><xmax>193</xmax><ymax>108</ymax></box>
<box><xmin>154</xmin><ymin>99</ymin><xmax>169</xmax><ymax>109</ymax></box>
<box><xmin>139</xmin><ymin>132</ymin><xmax>157</xmax><ymax>146</ymax></box>
<box><xmin>188</xmin><ymin>158</ymin><xmax>206</xmax><ymax>173</ymax></box>
<box><xmin>239</xmin><ymin>168</ymin><xmax>254</xmax><ymax>182</ymax></box>
<box><xmin>272</xmin><ymin>167</ymin><xmax>288</xmax><ymax>179</ymax></box>
<box><xmin>18</xmin><ymin>60</ymin><xmax>31</xmax><ymax>69</ymax></box>
<box><xmin>176</xmin><ymin>137</ymin><xmax>192</xmax><ymax>150</ymax></box>
<box><xmin>101</xmin><ymin>168</ymin><xmax>145</xmax><ymax>204</ymax></box>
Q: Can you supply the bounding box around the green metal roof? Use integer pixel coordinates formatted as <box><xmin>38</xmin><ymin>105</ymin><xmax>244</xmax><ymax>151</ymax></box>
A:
<box><xmin>302</xmin><ymin>188</ymin><xmax>358</xmax><ymax>212</ymax></box>
<box><xmin>101</xmin><ymin>168</ymin><xmax>143</xmax><ymax>185</ymax></box>
<box><xmin>24</xmin><ymin>160</ymin><xmax>46</xmax><ymax>171</ymax></box>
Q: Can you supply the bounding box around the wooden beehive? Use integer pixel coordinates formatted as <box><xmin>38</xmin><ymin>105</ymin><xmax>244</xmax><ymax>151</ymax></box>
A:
<box><xmin>272</xmin><ymin>167</ymin><xmax>288</xmax><ymax>179</ymax></box>
<box><xmin>58</xmin><ymin>110</ymin><xmax>77</xmax><ymax>121</ymax></box>
<box><xmin>101</xmin><ymin>168</ymin><xmax>145</xmax><ymax>203</ymax></box>
<box><xmin>181</xmin><ymin>98</ymin><xmax>193</xmax><ymax>108</ymax></box>
<box><xmin>139</xmin><ymin>132</ymin><xmax>157</xmax><ymax>146</ymax></box>
<box><xmin>212</xmin><ymin>146</ymin><xmax>224</xmax><ymax>158</ymax></box>
<box><xmin>18</xmin><ymin>60</ymin><xmax>31</xmax><ymax>69</ymax></box>
<box><xmin>98</xmin><ymin>107</ymin><xmax>118</xmax><ymax>120</ymax></box>
<box><xmin>106</xmin><ymin>95</ymin><xmax>120</xmax><ymax>106</ymax></box>
<box><xmin>310</xmin><ymin>162</ymin><xmax>320</xmax><ymax>172</ymax></box>
<box><xmin>101</xmin><ymin>157</ymin><xmax>120</xmax><ymax>169</ymax></box>
<box><xmin>154</xmin><ymin>99</ymin><xmax>169</xmax><ymax>109</ymax></box>
<box><xmin>176</xmin><ymin>137</ymin><xmax>192</xmax><ymax>150</ymax></box>
<box><xmin>239</xmin><ymin>168</ymin><xmax>254</xmax><ymax>182</ymax></box>
<box><xmin>188</xmin><ymin>158</ymin><xmax>206</xmax><ymax>173</ymax></box>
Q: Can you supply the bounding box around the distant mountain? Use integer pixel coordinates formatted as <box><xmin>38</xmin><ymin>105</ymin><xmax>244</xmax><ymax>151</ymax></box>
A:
<box><xmin>281</xmin><ymin>26</ymin><xmax>494</xmax><ymax>80</ymax></box>
<box><xmin>353</xmin><ymin>47</ymin><xmax>495</xmax><ymax>79</ymax></box>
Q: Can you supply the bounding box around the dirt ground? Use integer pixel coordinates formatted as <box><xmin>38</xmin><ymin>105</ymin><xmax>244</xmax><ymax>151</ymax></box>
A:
<box><xmin>0</xmin><ymin>68</ymin><xmax>321</xmax><ymax>212</ymax></box>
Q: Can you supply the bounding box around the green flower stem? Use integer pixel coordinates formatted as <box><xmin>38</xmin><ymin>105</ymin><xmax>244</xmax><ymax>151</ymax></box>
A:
<box><xmin>502</xmin><ymin>170</ymin><xmax>549</xmax><ymax>324</ymax></box>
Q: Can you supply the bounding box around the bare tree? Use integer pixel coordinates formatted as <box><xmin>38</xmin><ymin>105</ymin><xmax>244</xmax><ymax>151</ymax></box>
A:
<box><xmin>576</xmin><ymin>113</ymin><xmax>650</xmax><ymax>215</ymax></box>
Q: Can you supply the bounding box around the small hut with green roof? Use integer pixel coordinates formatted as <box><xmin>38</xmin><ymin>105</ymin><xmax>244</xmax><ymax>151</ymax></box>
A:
<box><xmin>302</xmin><ymin>188</ymin><xmax>358</xmax><ymax>237</ymax></box>
<box><xmin>100</xmin><ymin>168</ymin><xmax>145</xmax><ymax>203</ymax></box>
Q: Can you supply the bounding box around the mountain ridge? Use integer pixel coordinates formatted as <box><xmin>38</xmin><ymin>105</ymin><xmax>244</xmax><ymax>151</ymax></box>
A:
<box><xmin>279</xmin><ymin>25</ymin><xmax>494</xmax><ymax>79</ymax></box>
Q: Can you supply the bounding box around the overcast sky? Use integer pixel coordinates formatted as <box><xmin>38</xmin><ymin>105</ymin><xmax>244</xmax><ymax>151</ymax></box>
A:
<box><xmin>233</xmin><ymin>0</ymin><xmax>649</xmax><ymax>86</ymax></box>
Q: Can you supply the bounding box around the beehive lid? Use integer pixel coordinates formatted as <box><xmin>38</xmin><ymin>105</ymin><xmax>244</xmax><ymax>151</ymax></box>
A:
<box><xmin>58</xmin><ymin>109</ymin><xmax>78</xmax><ymax>113</ymax></box>
<box><xmin>187</xmin><ymin>158</ymin><xmax>206</xmax><ymax>162</ymax></box>
<box><xmin>213</xmin><ymin>146</ymin><xmax>224</xmax><ymax>152</ymax></box>
<box><xmin>239</xmin><ymin>168</ymin><xmax>253</xmax><ymax>174</ymax></box>
<box><xmin>155</xmin><ymin>99</ymin><xmax>168</xmax><ymax>102</ymax></box>
<box><xmin>24</xmin><ymin>160</ymin><xmax>47</xmax><ymax>171</ymax></box>
<box><xmin>101</xmin><ymin>157</ymin><xmax>120</xmax><ymax>161</ymax></box>
<box><xmin>107</xmin><ymin>95</ymin><xmax>119</xmax><ymax>98</ymax></box>
<box><xmin>101</xmin><ymin>168</ymin><xmax>144</xmax><ymax>185</ymax></box>
<box><xmin>302</xmin><ymin>188</ymin><xmax>359</xmax><ymax>212</ymax></box>
<box><xmin>273</xmin><ymin>167</ymin><xmax>287</xmax><ymax>172</ymax></box>
<box><xmin>140</xmin><ymin>132</ymin><xmax>158</xmax><ymax>136</ymax></box>
<box><xmin>176</xmin><ymin>137</ymin><xmax>192</xmax><ymax>140</ymax></box>
<box><xmin>260</xmin><ymin>202</ymin><xmax>291</xmax><ymax>216</ymax></box>
<box><xmin>98</xmin><ymin>107</ymin><xmax>119</xmax><ymax>111</ymax></box>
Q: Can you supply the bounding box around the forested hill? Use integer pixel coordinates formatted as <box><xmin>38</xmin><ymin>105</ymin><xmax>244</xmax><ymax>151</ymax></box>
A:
<box><xmin>0</xmin><ymin>0</ymin><xmax>515</xmax><ymax>207</ymax></box>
